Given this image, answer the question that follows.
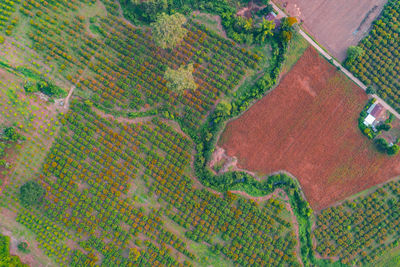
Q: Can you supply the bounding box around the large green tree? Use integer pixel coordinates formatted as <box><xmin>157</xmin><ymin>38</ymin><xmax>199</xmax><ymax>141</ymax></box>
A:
<box><xmin>19</xmin><ymin>181</ymin><xmax>45</xmax><ymax>207</ymax></box>
<box><xmin>130</xmin><ymin>0</ymin><xmax>168</xmax><ymax>22</ymax></box>
<box><xmin>164</xmin><ymin>63</ymin><xmax>197</xmax><ymax>94</ymax></box>
<box><xmin>151</xmin><ymin>12</ymin><xmax>187</xmax><ymax>49</ymax></box>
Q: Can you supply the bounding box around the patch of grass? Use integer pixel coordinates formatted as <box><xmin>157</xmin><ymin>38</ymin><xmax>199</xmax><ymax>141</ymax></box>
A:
<box><xmin>281</xmin><ymin>31</ymin><xmax>309</xmax><ymax>74</ymax></box>
<box><xmin>192</xmin><ymin>13</ymin><xmax>223</xmax><ymax>36</ymax></box>
<box><xmin>189</xmin><ymin>242</ymin><xmax>232</xmax><ymax>267</ymax></box>
<box><xmin>373</xmin><ymin>247</ymin><xmax>400</xmax><ymax>267</ymax></box>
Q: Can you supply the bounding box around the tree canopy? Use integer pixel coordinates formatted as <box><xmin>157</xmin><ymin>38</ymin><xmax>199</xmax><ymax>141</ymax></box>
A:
<box><xmin>130</xmin><ymin>0</ymin><xmax>168</xmax><ymax>22</ymax></box>
<box><xmin>347</xmin><ymin>46</ymin><xmax>364</xmax><ymax>62</ymax></box>
<box><xmin>151</xmin><ymin>12</ymin><xmax>187</xmax><ymax>49</ymax></box>
<box><xmin>256</xmin><ymin>18</ymin><xmax>275</xmax><ymax>43</ymax></box>
<box><xmin>164</xmin><ymin>63</ymin><xmax>197</xmax><ymax>94</ymax></box>
<box><xmin>19</xmin><ymin>181</ymin><xmax>45</xmax><ymax>207</ymax></box>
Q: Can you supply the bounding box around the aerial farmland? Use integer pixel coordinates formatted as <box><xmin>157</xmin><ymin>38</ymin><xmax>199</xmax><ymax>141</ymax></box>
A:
<box><xmin>0</xmin><ymin>0</ymin><xmax>399</xmax><ymax>266</ymax></box>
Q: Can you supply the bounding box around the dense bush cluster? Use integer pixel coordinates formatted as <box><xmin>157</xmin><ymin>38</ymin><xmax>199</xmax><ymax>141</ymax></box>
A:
<box><xmin>0</xmin><ymin>234</ymin><xmax>26</xmax><ymax>266</ymax></box>
<box><xmin>19</xmin><ymin>180</ymin><xmax>45</xmax><ymax>207</ymax></box>
<box><xmin>120</xmin><ymin>0</ymin><xmax>277</xmax><ymax>45</ymax></box>
<box><xmin>346</xmin><ymin>0</ymin><xmax>400</xmax><ymax>112</ymax></box>
<box><xmin>314</xmin><ymin>180</ymin><xmax>400</xmax><ymax>265</ymax></box>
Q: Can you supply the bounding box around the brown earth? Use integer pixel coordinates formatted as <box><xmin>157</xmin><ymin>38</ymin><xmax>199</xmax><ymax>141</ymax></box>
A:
<box><xmin>274</xmin><ymin>0</ymin><xmax>387</xmax><ymax>61</ymax></box>
<box><xmin>219</xmin><ymin>47</ymin><xmax>400</xmax><ymax>210</ymax></box>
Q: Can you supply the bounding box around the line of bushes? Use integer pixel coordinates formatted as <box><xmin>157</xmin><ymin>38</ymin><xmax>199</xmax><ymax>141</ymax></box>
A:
<box><xmin>169</xmin><ymin>27</ymin><xmax>334</xmax><ymax>265</ymax></box>
<box><xmin>119</xmin><ymin>0</ymin><xmax>275</xmax><ymax>45</ymax></box>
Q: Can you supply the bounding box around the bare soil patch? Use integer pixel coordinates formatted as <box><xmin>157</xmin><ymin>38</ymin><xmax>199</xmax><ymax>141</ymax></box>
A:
<box><xmin>274</xmin><ymin>0</ymin><xmax>387</xmax><ymax>61</ymax></box>
<box><xmin>219</xmin><ymin>47</ymin><xmax>400</xmax><ymax>210</ymax></box>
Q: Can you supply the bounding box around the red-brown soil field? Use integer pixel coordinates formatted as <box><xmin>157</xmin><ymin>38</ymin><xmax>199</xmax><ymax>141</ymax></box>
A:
<box><xmin>274</xmin><ymin>0</ymin><xmax>386</xmax><ymax>61</ymax></box>
<box><xmin>219</xmin><ymin>47</ymin><xmax>400</xmax><ymax>210</ymax></box>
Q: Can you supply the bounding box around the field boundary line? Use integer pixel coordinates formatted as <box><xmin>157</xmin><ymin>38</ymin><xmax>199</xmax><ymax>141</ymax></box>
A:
<box><xmin>270</xmin><ymin>1</ymin><xmax>400</xmax><ymax>120</ymax></box>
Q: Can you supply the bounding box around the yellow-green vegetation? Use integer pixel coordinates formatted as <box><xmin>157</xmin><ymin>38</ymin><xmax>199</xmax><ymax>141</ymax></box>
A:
<box><xmin>0</xmin><ymin>233</ymin><xmax>26</xmax><ymax>266</ymax></box>
<box><xmin>151</xmin><ymin>12</ymin><xmax>187</xmax><ymax>49</ymax></box>
<box><xmin>164</xmin><ymin>63</ymin><xmax>197</xmax><ymax>94</ymax></box>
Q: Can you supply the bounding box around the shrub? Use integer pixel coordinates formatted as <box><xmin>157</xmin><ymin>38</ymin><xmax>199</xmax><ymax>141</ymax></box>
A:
<box><xmin>17</xmin><ymin>242</ymin><xmax>29</xmax><ymax>253</ymax></box>
<box><xmin>164</xmin><ymin>63</ymin><xmax>197</xmax><ymax>94</ymax></box>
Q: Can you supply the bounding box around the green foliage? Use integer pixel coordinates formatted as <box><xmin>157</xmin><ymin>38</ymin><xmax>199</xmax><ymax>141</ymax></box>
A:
<box><xmin>17</xmin><ymin>242</ymin><xmax>29</xmax><ymax>253</ymax></box>
<box><xmin>256</xmin><ymin>18</ymin><xmax>275</xmax><ymax>43</ymax></box>
<box><xmin>151</xmin><ymin>12</ymin><xmax>187</xmax><ymax>49</ymax></box>
<box><xmin>315</xmin><ymin>181</ymin><xmax>400</xmax><ymax>265</ymax></box>
<box><xmin>4</xmin><ymin>127</ymin><xmax>23</xmax><ymax>142</ymax></box>
<box><xmin>19</xmin><ymin>181</ymin><xmax>45</xmax><ymax>207</ymax></box>
<box><xmin>23</xmin><ymin>80</ymin><xmax>38</xmax><ymax>93</ymax></box>
<box><xmin>37</xmin><ymin>80</ymin><xmax>66</xmax><ymax>98</ymax></box>
<box><xmin>346</xmin><ymin>0</ymin><xmax>400</xmax><ymax>112</ymax></box>
<box><xmin>374</xmin><ymin>137</ymin><xmax>400</xmax><ymax>155</ymax></box>
<box><xmin>0</xmin><ymin>36</ymin><xmax>4</xmax><ymax>44</ymax></box>
<box><xmin>130</xmin><ymin>0</ymin><xmax>168</xmax><ymax>22</ymax></box>
<box><xmin>164</xmin><ymin>63</ymin><xmax>197</xmax><ymax>93</ymax></box>
<box><xmin>346</xmin><ymin>46</ymin><xmax>364</xmax><ymax>62</ymax></box>
<box><xmin>0</xmin><ymin>235</ymin><xmax>26</xmax><ymax>266</ymax></box>
<box><xmin>366</xmin><ymin>86</ymin><xmax>376</xmax><ymax>95</ymax></box>
<box><xmin>22</xmin><ymin>73</ymin><xmax>66</xmax><ymax>98</ymax></box>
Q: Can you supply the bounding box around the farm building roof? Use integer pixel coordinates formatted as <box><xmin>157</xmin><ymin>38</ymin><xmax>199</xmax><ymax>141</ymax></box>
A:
<box><xmin>366</xmin><ymin>103</ymin><xmax>376</xmax><ymax>114</ymax></box>
<box><xmin>364</xmin><ymin>114</ymin><xmax>376</xmax><ymax>126</ymax></box>
<box><xmin>370</xmin><ymin>103</ymin><xmax>385</xmax><ymax>118</ymax></box>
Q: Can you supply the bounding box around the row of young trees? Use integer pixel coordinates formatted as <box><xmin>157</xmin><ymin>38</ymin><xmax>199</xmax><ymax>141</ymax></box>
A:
<box><xmin>6</xmin><ymin>0</ymin><xmax>305</xmax><ymax>266</ymax></box>
<box><xmin>315</xmin><ymin>180</ymin><xmax>400</xmax><ymax>265</ymax></box>
<box><xmin>29</xmin><ymin>98</ymin><xmax>300</xmax><ymax>266</ymax></box>
<box><xmin>346</xmin><ymin>0</ymin><xmax>400</xmax><ymax>112</ymax></box>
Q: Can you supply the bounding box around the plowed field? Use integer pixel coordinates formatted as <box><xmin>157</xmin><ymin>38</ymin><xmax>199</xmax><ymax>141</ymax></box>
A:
<box><xmin>274</xmin><ymin>0</ymin><xmax>386</xmax><ymax>61</ymax></box>
<box><xmin>220</xmin><ymin>47</ymin><xmax>400</xmax><ymax>210</ymax></box>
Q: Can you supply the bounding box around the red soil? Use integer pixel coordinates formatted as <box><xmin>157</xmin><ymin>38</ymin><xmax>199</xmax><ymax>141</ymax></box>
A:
<box><xmin>219</xmin><ymin>47</ymin><xmax>400</xmax><ymax>210</ymax></box>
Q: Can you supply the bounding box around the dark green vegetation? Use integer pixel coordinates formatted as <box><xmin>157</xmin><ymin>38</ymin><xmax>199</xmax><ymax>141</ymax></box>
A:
<box><xmin>120</xmin><ymin>0</ymin><xmax>282</xmax><ymax>45</ymax></box>
<box><xmin>374</xmin><ymin>138</ymin><xmax>400</xmax><ymax>155</ymax></box>
<box><xmin>314</xmin><ymin>179</ymin><xmax>400</xmax><ymax>266</ymax></box>
<box><xmin>19</xmin><ymin>181</ymin><xmax>45</xmax><ymax>207</ymax></box>
<box><xmin>17</xmin><ymin>241</ymin><xmax>29</xmax><ymax>253</ymax></box>
<box><xmin>0</xmin><ymin>234</ymin><xmax>26</xmax><ymax>266</ymax></box>
<box><xmin>346</xmin><ymin>0</ymin><xmax>400</xmax><ymax>112</ymax></box>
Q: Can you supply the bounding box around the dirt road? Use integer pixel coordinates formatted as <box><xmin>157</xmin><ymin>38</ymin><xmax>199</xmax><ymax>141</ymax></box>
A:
<box><xmin>271</xmin><ymin>2</ymin><xmax>400</xmax><ymax>121</ymax></box>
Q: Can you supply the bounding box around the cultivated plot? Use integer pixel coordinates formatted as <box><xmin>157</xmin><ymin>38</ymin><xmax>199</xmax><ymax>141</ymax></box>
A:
<box><xmin>220</xmin><ymin>47</ymin><xmax>400</xmax><ymax>210</ymax></box>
